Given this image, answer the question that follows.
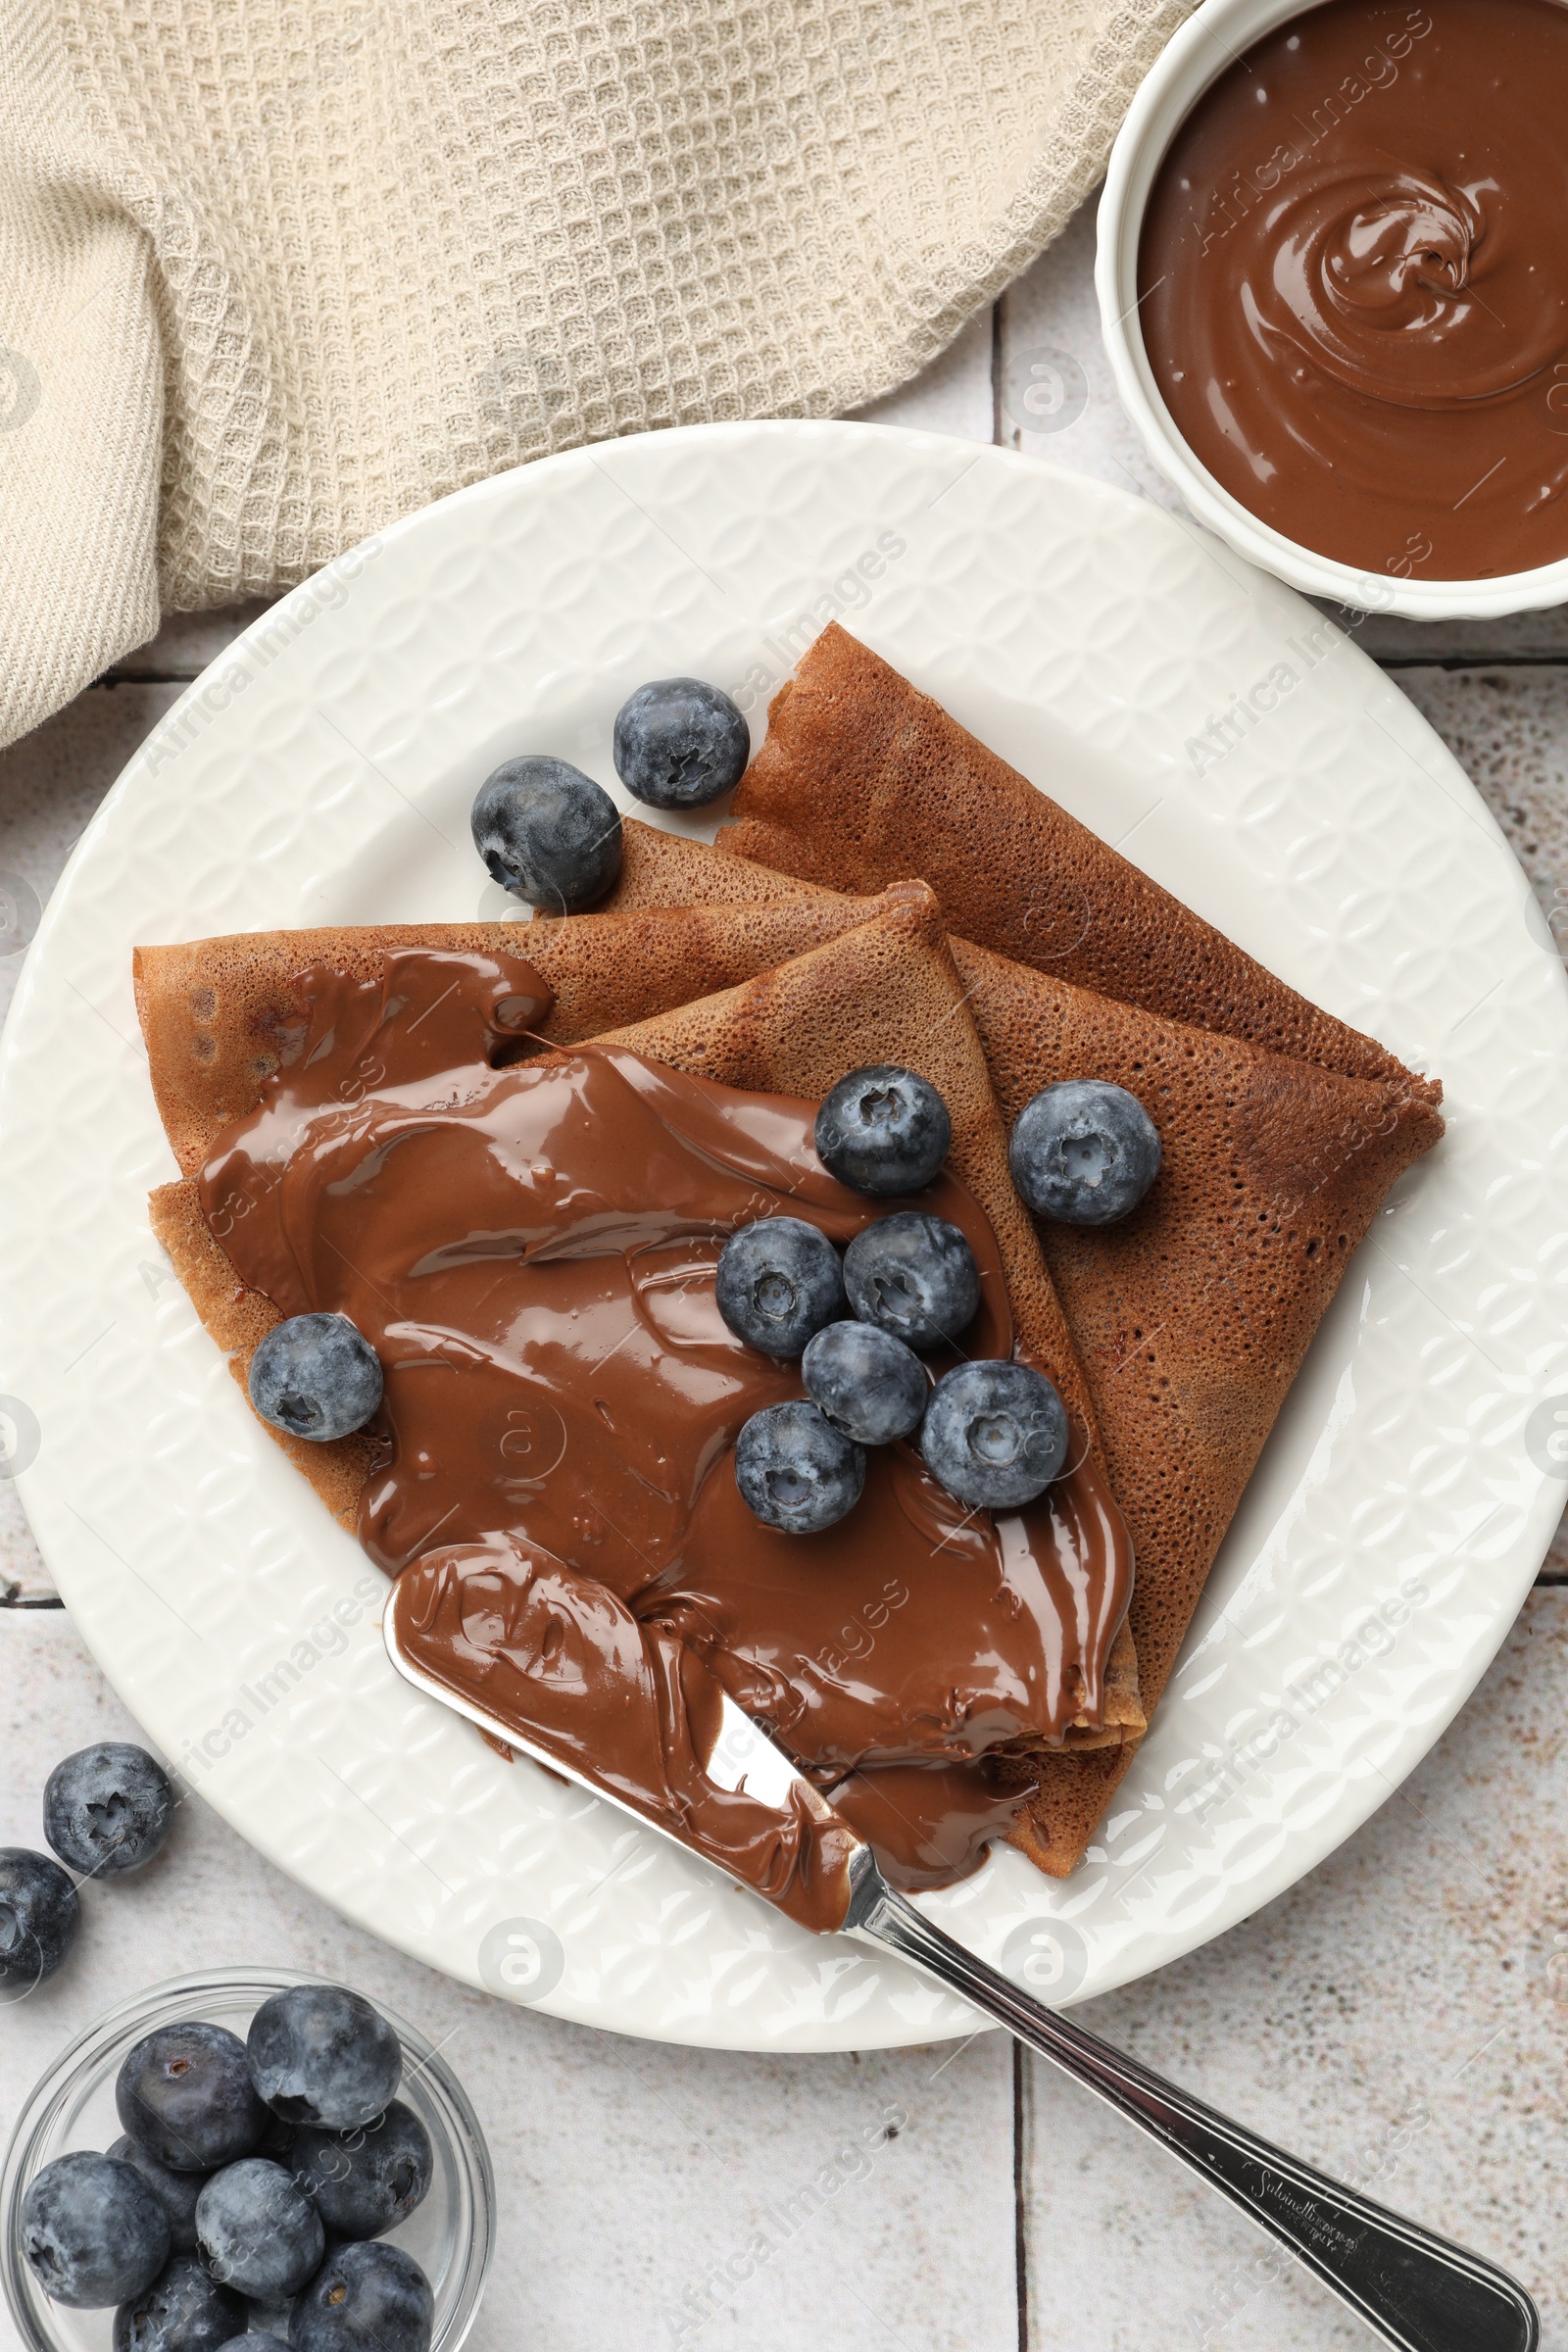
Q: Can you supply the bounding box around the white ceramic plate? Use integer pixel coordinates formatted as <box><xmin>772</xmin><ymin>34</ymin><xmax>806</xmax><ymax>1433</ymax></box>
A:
<box><xmin>2</xmin><ymin>422</ymin><xmax>1565</xmax><ymax>2052</ymax></box>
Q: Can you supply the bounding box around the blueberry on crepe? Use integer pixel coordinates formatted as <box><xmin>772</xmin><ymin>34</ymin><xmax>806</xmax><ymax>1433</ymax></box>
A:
<box><xmin>843</xmin><ymin>1211</ymin><xmax>979</xmax><ymax>1350</ymax></box>
<box><xmin>715</xmin><ymin>1218</ymin><xmax>845</xmax><ymax>1357</ymax></box>
<box><xmin>921</xmin><ymin>1360</ymin><xmax>1068</xmax><ymax>1510</ymax></box>
<box><xmin>248</xmin><ymin>1314</ymin><xmax>382</xmax><ymax>1444</ymax></box>
<box><xmin>734</xmin><ymin>1399</ymin><xmax>864</xmax><ymax>1534</ymax></box>
<box><xmin>1009</xmin><ymin>1079</ymin><xmax>1161</xmax><ymax>1226</ymax></box>
<box><xmin>801</xmin><ymin>1320</ymin><xmax>926</xmax><ymax>1446</ymax></box>
<box><xmin>814</xmin><ymin>1063</ymin><xmax>951</xmax><ymax>1196</ymax></box>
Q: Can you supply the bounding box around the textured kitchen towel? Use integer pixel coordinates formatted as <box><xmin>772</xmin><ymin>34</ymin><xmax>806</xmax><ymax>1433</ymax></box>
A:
<box><xmin>0</xmin><ymin>0</ymin><xmax>1193</xmax><ymax>747</ymax></box>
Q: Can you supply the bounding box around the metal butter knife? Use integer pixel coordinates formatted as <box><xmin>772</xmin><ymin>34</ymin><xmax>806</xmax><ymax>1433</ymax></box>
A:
<box><xmin>384</xmin><ymin>1625</ymin><xmax>1538</xmax><ymax>2352</ymax></box>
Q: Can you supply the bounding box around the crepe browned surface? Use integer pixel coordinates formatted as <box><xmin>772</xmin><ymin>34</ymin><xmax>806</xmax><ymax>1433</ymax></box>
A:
<box><xmin>720</xmin><ymin>622</ymin><xmax>1441</xmax><ymax>1107</ymax></box>
<box><xmin>951</xmin><ymin>935</ymin><xmax>1443</xmax><ymax>1867</ymax></box>
<box><xmin>603</xmin><ymin>813</ymin><xmax>829</xmax><ymax>915</ymax></box>
<box><xmin>134</xmin><ymin>889</ymin><xmax>904</xmax><ymax>1179</ymax></box>
<box><xmin>595</xmin><ymin>821</ymin><xmax>1446</xmax><ymax>1872</ymax></box>
<box><xmin>139</xmin><ymin>887</ymin><xmax>1143</xmax><ymax>1769</ymax></box>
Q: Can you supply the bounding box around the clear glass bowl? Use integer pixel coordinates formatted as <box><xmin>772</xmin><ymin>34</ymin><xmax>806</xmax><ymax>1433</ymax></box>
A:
<box><xmin>1</xmin><ymin>1968</ymin><xmax>494</xmax><ymax>2351</ymax></box>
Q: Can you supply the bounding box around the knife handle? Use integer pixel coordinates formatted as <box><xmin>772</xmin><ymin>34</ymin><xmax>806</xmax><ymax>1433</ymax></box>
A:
<box><xmin>846</xmin><ymin>1861</ymin><xmax>1538</xmax><ymax>2352</ymax></box>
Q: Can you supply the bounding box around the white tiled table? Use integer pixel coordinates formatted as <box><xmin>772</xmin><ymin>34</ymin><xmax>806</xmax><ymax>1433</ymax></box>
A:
<box><xmin>4</xmin><ymin>190</ymin><xmax>1566</xmax><ymax>2352</ymax></box>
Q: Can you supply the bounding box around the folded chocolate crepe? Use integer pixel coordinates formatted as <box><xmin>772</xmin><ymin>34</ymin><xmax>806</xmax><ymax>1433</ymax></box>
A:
<box><xmin>719</xmin><ymin>622</ymin><xmax>1442</xmax><ymax>1105</ymax></box>
<box><xmin>136</xmin><ymin>891</ymin><xmax>1145</xmax><ymax>1895</ymax></box>
<box><xmin>602</xmin><ymin>821</ymin><xmax>1445</xmax><ymax>1871</ymax></box>
<box><xmin>133</xmin><ymin>892</ymin><xmax>910</xmax><ymax>1522</ymax></box>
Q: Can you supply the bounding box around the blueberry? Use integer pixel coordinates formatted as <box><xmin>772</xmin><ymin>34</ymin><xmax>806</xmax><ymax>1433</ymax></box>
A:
<box><xmin>117</xmin><ymin>2022</ymin><xmax>268</xmax><ymax>2173</ymax></box>
<box><xmin>21</xmin><ymin>2152</ymin><xmax>170</xmax><ymax>2309</ymax></box>
<box><xmin>801</xmin><ymin>1321</ymin><xmax>927</xmax><ymax>1446</ymax></box>
<box><xmin>1008</xmin><ymin>1079</ymin><xmax>1161</xmax><ymax>1226</ymax></box>
<box><xmin>292</xmin><ymin>2099</ymin><xmax>433</xmax><ymax>2239</ymax></box>
<box><xmin>0</xmin><ymin>1846</ymin><xmax>79</xmax><ymax>1987</ymax></box>
<box><xmin>247</xmin><ymin>1984</ymin><xmax>402</xmax><ymax>2132</ymax></box>
<box><xmin>471</xmin><ymin>755</ymin><xmax>621</xmax><ymax>911</ymax></box>
<box><xmin>612</xmin><ymin>677</ymin><xmax>750</xmax><ymax>808</ymax></box>
<box><xmin>194</xmin><ymin>2159</ymin><xmax>323</xmax><ymax>2299</ymax></box>
<box><xmin>108</xmin><ymin>2137</ymin><xmax>208</xmax><ymax>2255</ymax></box>
<box><xmin>244</xmin><ymin>2304</ymin><xmax>295</xmax><ymax>2343</ymax></box>
<box><xmin>920</xmin><ymin>1360</ymin><xmax>1069</xmax><ymax>1509</ymax></box>
<box><xmin>248</xmin><ymin>1313</ymin><xmax>383</xmax><ymax>1445</ymax></box>
<box><xmin>814</xmin><ymin>1065</ymin><xmax>952</xmax><ymax>1197</ymax></box>
<box><xmin>289</xmin><ymin>2240</ymin><xmax>435</xmax><ymax>2352</ymax></box>
<box><xmin>734</xmin><ymin>1400</ymin><xmax>864</xmax><ymax>1535</ymax></box>
<box><xmin>843</xmin><ymin>1212</ymin><xmax>979</xmax><ymax>1351</ymax></box>
<box><xmin>112</xmin><ymin>2253</ymin><xmax>246</xmax><ymax>2352</ymax></box>
<box><xmin>215</xmin><ymin>2341</ymin><xmax>284</xmax><ymax>2352</ymax></box>
<box><xmin>255</xmin><ymin>2107</ymin><xmax>299</xmax><ymax>2163</ymax></box>
<box><xmin>44</xmin><ymin>1743</ymin><xmax>174</xmax><ymax>1879</ymax></box>
<box><xmin>715</xmin><ymin>1217</ymin><xmax>846</xmax><ymax>1357</ymax></box>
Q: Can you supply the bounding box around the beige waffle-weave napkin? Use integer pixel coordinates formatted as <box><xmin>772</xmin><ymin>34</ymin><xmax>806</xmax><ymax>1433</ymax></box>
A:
<box><xmin>0</xmin><ymin>0</ymin><xmax>1191</xmax><ymax>747</ymax></box>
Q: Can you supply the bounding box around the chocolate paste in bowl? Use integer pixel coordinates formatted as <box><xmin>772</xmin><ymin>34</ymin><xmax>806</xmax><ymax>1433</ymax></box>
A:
<box><xmin>1138</xmin><ymin>0</ymin><xmax>1568</xmax><ymax>578</ymax></box>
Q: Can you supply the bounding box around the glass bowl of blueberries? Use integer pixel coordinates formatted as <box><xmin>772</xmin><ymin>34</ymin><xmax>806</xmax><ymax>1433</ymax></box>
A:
<box><xmin>1</xmin><ymin>1969</ymin><xmax>493</xmax><ymax>2352</ymax></box>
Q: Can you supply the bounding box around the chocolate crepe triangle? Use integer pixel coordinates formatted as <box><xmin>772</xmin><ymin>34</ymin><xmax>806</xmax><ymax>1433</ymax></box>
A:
<box><xmin>132</xmin><ymin>887</ymin><xmax>924</xmax><ymax>1526</ymax></box>
<box><xmin>719</xmin><ymin>621</ymin><xmax>1441</xmax><ymax>1106</ymax></box>
<box><xmin>599</xmin><ymin>820</ymin><xmax>1445</xmax><ymax>1872</ymax></box>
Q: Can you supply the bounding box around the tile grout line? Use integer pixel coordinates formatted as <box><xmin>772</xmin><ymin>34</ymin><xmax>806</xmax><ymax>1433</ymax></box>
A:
<box><xmin>1012</xmin><ymin>2038</ymin><xmax>1030</xmax><ymax>2352</ymax></box>
<box><xmin>991</xmin><ymin>296</ymin><xmax>1004</xmax><ymax>449</ymax></box>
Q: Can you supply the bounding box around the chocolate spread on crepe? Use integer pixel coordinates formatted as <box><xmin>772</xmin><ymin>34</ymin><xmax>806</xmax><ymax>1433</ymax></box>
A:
<box><xmin>719</xmin><ymin>623</ymin><xmax>1440</xmax><ymax>1105</ymax></box>
<box><xmin>133</xmin><ymin>889</ymin><xmax>918</xmax><ymax>1180</ymax></box>
<box><xmin>600</xmin><ymin>819</ymin><xmax>1445</xmax><ymax>1873</ymax></box>
<box><xmin>143</xmin><ymin>904</ymin><xmax>1138</xmax><ymax>1908</ymax></box>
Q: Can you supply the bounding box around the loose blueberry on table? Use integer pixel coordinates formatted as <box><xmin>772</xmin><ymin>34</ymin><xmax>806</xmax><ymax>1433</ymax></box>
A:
<box><xmin>1008</xmin><ymin>1077</ymin><xmax>1161</xmax><ymax>1225</ymax></box>
<box><xmin>0</xmin><ymin>1845</ymin><xmax>79</xmax><ymax>1986</ymax></box>
<box><xmin>44</xmin><ymin>1741</ymin><xmax>174</xmax><ymax>1878</ymax></box>
<box><xmin>112</xmin><ymin>2250</ymin><xmax>245</xmax><ymax>2351</ymax></box>
<box><xmin>842</xmin><ymin>1210</ymin><xmax>980</xmax><ymax>1351</ymax></box>
<box><xmin>814</xmin><ymin>1063</ymin><xmax>952</xmax><ymax>1196</ymax></box>
<box><xmin>801</xmin><ymin>1320</ymin><xmax>927</xmax><ymax>1446</ymax></box>
<box><xmin>248</xmin><ymin>1312</ymin><xmax>383</xmax><ymax>1444</ymax></box>
<box><xmin>470</xmin><ymin>753</ymin><xmax>622</xmax><ymax>911</ymax></box>
<box><xmin>117</xmin><ymin>2022</ymin><xmax>268</xmax><ymax>2173</ymax></box>
<box><xmin>247</xmin><ymin>1983</ymin><xmax>403</xmax><ymax>2131</ymax></box>
<box><xmin>293</xmin><ymin>2098</ymin><xmax>434</xmax><ymax>2239</ymax></box>
<box><xmin>734</xmin><ymin>1398</ymin><xmax>865</xmax><ymax>1534</ymax></box>
<box><xmin>290</xmin><ymin>2238</ymin><xmax>435</xmax><ymax>2352</ymax></box>
<box><xmin>921</xmin><ymin>1359</ymin><xmax>1069</xmax><ymax>1509</ymax></box>
<box><xmin>612</xmin><ymin>676</ymin><xmax>751</xmax><ymax>808</ymax></box>
<box><xmin>714</xmin><ymin>1216</ymin><xmax>847</xmax><ymax>1357</ymax></box>
<box><xmin>20</xmin><ymin>2152</ymin><xmax>170</xmax><ymax>2311</ymax></box>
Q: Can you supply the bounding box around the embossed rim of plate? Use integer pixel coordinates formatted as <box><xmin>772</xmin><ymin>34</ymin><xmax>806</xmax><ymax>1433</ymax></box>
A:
<box><xmin>1097</xmin><ymin>0</ymin><xmax>1568</xmax><ymax>619</ymax></box>
<box><xmin>0</xmin><ymin>419</ymin><xmax>1564</xmax><ymax>2050</ymax></box>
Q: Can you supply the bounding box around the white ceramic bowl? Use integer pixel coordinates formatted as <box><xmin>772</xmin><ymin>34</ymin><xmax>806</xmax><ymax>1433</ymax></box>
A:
<box><xmin>1095</xmin><ymin>0</ymin><xmax>1568</xmax><ymax>619</ymax></box>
